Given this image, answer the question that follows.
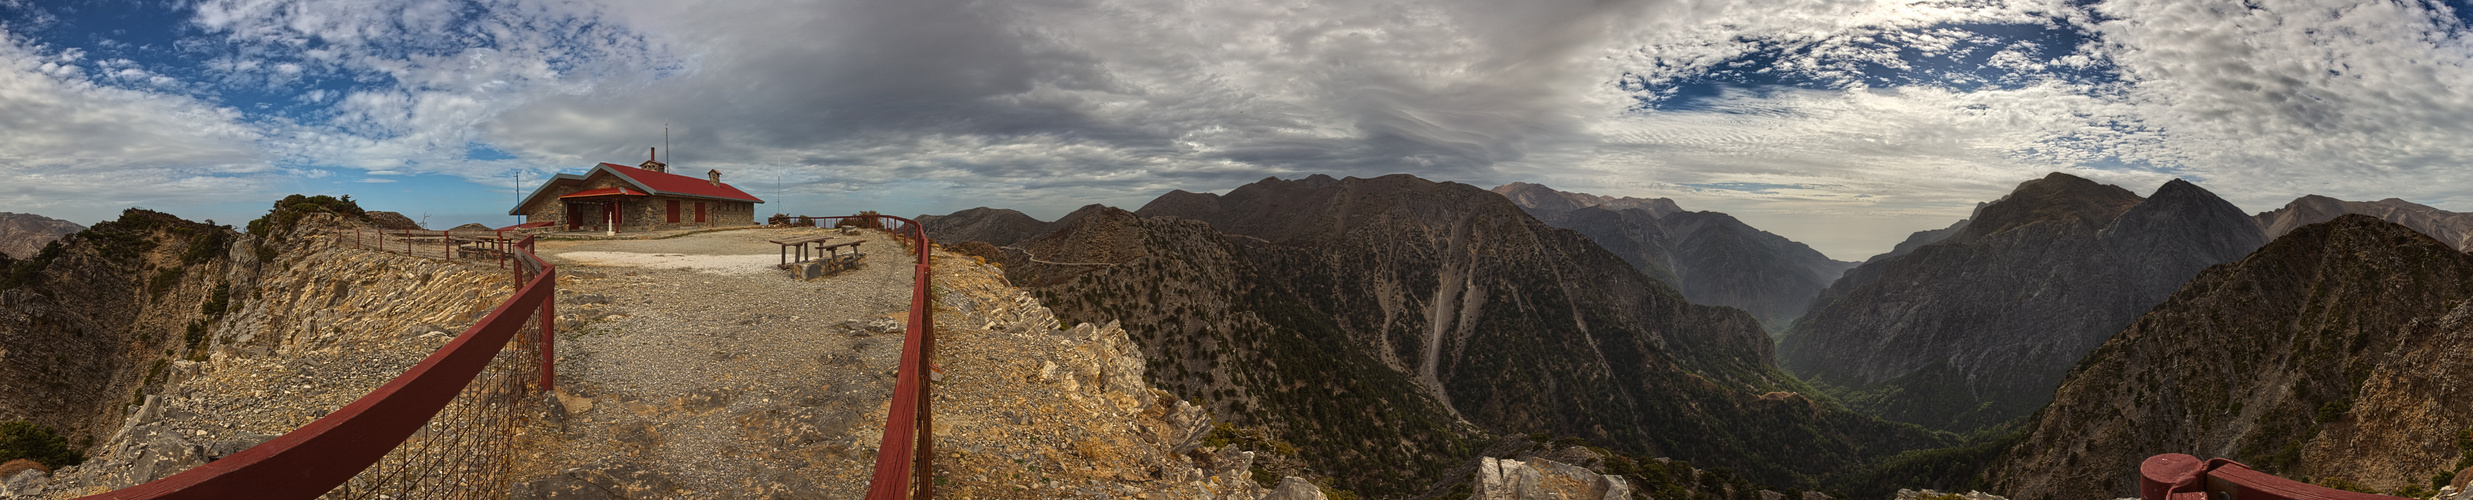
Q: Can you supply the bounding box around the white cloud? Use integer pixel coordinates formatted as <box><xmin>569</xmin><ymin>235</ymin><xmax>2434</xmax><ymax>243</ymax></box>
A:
<box><xmin>8</xmin><ymin>0</ymin><xmax>2473</xmax><ymax>256</ymax></box>
<box><xmin>0</xmin><ymin>29</ymin><xmax>272</xmax><ymax>224</ymax></box>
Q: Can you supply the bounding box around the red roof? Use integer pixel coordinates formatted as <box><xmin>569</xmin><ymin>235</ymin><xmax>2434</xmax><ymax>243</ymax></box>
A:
<box><xmin>595</xmin><ymin>163</ymin><xmax>763</xmax><ymax>203</ymax></box>
<box><xmin>559</xmin><ymin>187</ymin><xmax>646</xmax><ymax>198</ymax></box>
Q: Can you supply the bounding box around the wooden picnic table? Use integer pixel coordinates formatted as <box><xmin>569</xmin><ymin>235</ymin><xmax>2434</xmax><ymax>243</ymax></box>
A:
<box><xmin>771</xmin><ymin>235</ymin><xmax>862</xmax><ymax>267</ymax></box>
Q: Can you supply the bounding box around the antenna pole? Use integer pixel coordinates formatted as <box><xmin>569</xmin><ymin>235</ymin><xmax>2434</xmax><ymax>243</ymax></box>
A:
<box><xmin>664</xmin><ymin>123</ymin><xmax>670</xmax><ymax>165</ymax></box>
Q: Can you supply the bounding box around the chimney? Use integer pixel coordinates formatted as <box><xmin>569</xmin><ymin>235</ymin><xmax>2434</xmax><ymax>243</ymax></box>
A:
<box><xmin>638</xmin><ymin>147</ymin><xmax>668</xmax><ymax>173</ymax></box>
<box><xmin>707</xmin><ymin>169</ymin><xmax>722</xmax><ymax>187</ymax></box>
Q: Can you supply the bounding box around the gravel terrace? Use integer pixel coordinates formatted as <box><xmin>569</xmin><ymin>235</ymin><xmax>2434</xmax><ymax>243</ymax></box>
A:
<box><xmin>511</xmin><ymin>227</ymin><xmax>914</xmax><ymax>498</ymax></box>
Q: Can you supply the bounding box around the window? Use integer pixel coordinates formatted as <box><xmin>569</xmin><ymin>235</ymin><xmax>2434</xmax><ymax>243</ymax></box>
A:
<box><xmin>695</xmin><ymin>202</ymin><xmax>707</xmax><ymax>222</ymax></box>
<box><xmin>665</xmin><ymin>200</ymin><xmax>680</xmax><ymax>223</ymax></box>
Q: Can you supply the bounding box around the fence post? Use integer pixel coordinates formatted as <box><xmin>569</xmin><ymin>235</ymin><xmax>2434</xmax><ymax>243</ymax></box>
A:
<box><xmin>540</xmin><ymin>274</ymin><xmax>556</xmax><ymax>392</ymax></box>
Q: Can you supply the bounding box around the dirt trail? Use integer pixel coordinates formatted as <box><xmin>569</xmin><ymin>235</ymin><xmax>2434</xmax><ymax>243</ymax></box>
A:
<box><xmin>510</xmin><ymin>227</ymin><xmax>913</xmax><ymax>499</ymax></box>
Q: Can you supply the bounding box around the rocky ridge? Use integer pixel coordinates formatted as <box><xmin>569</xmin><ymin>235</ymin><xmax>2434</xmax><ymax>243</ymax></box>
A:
<box><xmin>2256</xmin><ymin>195</ymin><xmax>2473</xmax><ymax>251</ymax></box>
<box><xmin>1780</xmin><ymin>174</ymin><xmax>2267</xmax><ymax>431</ymax></box>
<box><xmin>916</xmin><ymin>207</ymin><xmax>1052</xmax><ymax>247</ymax></box>
<box><xmin>1989</xmin><ymin>215</ymin><xmax>2473</xmax><ymax>499</ymax></box>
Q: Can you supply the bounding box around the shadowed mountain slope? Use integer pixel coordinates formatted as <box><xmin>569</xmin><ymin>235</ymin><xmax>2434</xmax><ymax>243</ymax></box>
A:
<box><xmin>1488</xmin><ymin>183</ymin><xmax>1856</xmax><ymax>332</ymax></box>
<box><xmin>1989</xmin><ymin>215</ymin><xmax>2473</xmax><ymax>499</ymax></box>
<box><xmin>1779</xmin><ymin>173</ymin><xmax>2266</xmax><ymax>432</ymax></box>
<box><xmin>983</xmin><ymin>174</ymin><xmax>1940</xmax><ymax>494</ymax></box>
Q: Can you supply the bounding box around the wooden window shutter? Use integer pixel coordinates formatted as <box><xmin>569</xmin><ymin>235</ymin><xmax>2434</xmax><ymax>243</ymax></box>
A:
<box><xmin>666</xmin><ymin>200</ymin><xmax>680</xmax><ymax>223</ymax></box>
<box><xmin>695</xmin><ymin>202</ymin><xmax>707</xmax><ymax>222</ymax></box>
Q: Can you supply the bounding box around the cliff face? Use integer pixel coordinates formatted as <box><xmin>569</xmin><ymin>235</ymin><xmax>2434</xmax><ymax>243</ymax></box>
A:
<box><xmin>0</xmin><ymin>213</ymin><xmax>86</xmax><ymax>260</ymax></box>
<box><xmin>1989</xmin><ymin>215</ymin><xmax>2473</xmax><ymax>499</ymax></box>
<box><xmin>2256</xmin><ymin>195</ymin><xmax>2473</xmax><ymax>251</ymax></box>
<box><xmin>1489</xmin><ymin>184</ymin><xmax>1854</xmax><ymax>331</ymax></box>
<box><xmin>999</xmin><ymin>174</ymin><xmax>1938</xmax><ymax>494</ymax></box>
<box><xmin>0</xmin><ymin>210</ymin><xmax>243</xmax><ymax>446</ymax></box>
<box><xmin>1779</xmin><ymin>174</ymin><xmax>2266</xmax><ymax>432</ymax></box>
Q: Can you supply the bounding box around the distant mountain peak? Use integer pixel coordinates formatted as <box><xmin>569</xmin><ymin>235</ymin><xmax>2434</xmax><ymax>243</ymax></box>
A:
<box><xmin>0</xmin><ymin>212</ymin><xmax>85</xmax><ymax>260</ymax></box>
<box><xmin>1488</xmin><ymin>182</ymin><xmax>1682</xmax><ymax>217</ymax></box>
<box><xmin>1961</xmin><ymin>172</ymin><xmax>2143</xmax><ymax>239</ymax></box>
<box><xmin>1781</xmin><ymin>174</ymin><xmax>2263</xmax><ymax>431</ymax></box>
<box><xmin>2254</xmin><ymin>194</ymin><xmax>2473</xmax><ymax>250</ymax></box>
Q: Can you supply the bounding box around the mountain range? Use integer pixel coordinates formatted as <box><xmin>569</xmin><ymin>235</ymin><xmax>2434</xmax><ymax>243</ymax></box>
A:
<box><xmin>1779</xmin><ymin>173</ymin><xmax>2268</xmax><ymax>432</ymax></box>
<box><xmin>1490</xmin><ymin>183</ymin><xmax>1856</xmax><ymax>332</ymax></box>
<box><xmin>924</xmin><ymin>174</ymin><xmax>1941</xmax><ymax>495</ymax></box>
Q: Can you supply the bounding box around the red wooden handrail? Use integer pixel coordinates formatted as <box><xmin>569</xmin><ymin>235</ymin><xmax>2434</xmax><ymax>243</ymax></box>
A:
<box><xmin>77</xmin><ymin>235</ymin><xmax>557</xmax><ymax>499</ymax></box>
<box><xmin>2141</xmin><ymin>454</ymin><xmax>2411</xmax><ymax>500</ymax></box>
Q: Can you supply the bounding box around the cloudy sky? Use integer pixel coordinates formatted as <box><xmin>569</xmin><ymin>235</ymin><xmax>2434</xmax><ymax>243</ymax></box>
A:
<box><xmin>4</xmin><ymin>0</ymin><xmax>2472</xmax><ymax>259</ymax></box>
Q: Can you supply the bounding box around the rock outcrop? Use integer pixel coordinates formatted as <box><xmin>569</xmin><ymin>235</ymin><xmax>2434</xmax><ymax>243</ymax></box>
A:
<box><xmin>990</xmin><ymin>174</ymin><xmax>1938</xmax><ymax>494</ymax></box>
<box><xmin>1989</xmin><ymin>215</ymin><xmax>2473</xmax><ymax>499</ymax></box>
<box><xmin>1492</xmin><ymin>183</ymin><xmax>1856</xmax><ymax>331</ymax></box>
<box><xmin>1472</xmin><ymin>456</ymin><xmax>1631</xmax><ymax>500</ymax></box>
<box><xmin>0</xmin><ymin>213</ymin><xmax>83</xmax><ymax>260</ymax></box>
<box><xmin>1780</xmin><ymin>174</ymin><xmax>2266</xmax><ymax>431</ymax></box>
<box><xmin>2256</xmin><ymin>194</ymin><xmax>2473</xmax><ymax>251</ymax></box>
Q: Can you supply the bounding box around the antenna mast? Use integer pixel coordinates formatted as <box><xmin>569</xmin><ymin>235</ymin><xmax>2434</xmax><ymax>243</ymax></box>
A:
<box><xmin>664</xmin><ymin>123</ymin><xmax>670</xmax><ymax>165</ymax></box>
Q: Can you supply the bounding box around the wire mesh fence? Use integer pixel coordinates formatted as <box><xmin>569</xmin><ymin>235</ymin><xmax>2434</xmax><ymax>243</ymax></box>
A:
<box><xmin>303</xmin><ymin>228</ymin><xmax>550</xmax><ymax>500</ymax></box>
<box><xmin>322</xmin><ymin>314</ymin><xmax>541</xmax><ymax>500</ymax></box>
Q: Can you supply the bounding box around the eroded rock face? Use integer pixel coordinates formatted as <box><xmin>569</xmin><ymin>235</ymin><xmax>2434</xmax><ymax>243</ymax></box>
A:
<box><xmin>1991</xmin><ymin>215</ymin><xmax>2473</xmax><ymax>499</ymax></box>
<box><xmin>1780</xmin><ymin>174</ymin><xmax>2266</xmax><ymax>431</ymax></box>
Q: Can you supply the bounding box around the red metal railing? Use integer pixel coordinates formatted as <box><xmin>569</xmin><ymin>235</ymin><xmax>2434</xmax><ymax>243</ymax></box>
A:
<box><xmin>78</xmin><ymin>232</ymin><xmax>558</xmax><ymax>499</ymax></box>
<box><xmin>2141</xmin><ymin>454</ymin><xmax>2412</xmax><ymax>500</ymax></box>
<box><xmin>782</xmin><ymin>215</ymin><xmax>941</xmax><ymax>500</ymax></box>
<box><xmin>81</xmin><ymin>215</ymin><xmax>941</xmax><ymax>499</ymax></box>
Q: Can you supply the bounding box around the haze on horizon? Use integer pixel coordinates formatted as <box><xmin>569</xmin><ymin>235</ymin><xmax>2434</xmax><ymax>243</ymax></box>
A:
<box><xmin>4</xmin><ymin>0</ymin><xmax>2472</xmax><ymax>260</ymax></box>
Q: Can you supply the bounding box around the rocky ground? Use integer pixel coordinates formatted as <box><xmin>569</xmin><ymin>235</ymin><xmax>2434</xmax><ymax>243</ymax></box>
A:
<box><xmin>504</xmin><ymin>227</ymin><xmax>1314</xmax><ymax>499</ymax></box>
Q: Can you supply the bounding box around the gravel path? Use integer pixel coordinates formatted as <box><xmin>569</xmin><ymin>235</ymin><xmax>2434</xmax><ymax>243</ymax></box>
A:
<box><xmin>512</xmin><ymin>227</ymin><xmax>914</xmax><ymax>499</ymax></box>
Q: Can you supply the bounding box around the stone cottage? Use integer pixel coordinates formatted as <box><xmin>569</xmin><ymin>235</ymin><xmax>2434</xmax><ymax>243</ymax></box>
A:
<box><xmin>509</xmin><ymin>149</ymin><xmax>764</xmax><ymax>232</ymax></box>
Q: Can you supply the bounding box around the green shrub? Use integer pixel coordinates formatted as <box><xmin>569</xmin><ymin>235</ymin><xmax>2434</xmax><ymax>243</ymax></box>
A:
<box><xmin>246</xmin><ymin>194</ymin><xmax>367</xmax><ymax>239</ymax></box>
<box><xmin>0</xmin><ymin>420</ymin><xmax>84</xmax><ymax>468</ymax></box>
<box><xmin>200</xmin><ymin>281</ymin><xmax>230</xmax><ymax>318</ymax></box>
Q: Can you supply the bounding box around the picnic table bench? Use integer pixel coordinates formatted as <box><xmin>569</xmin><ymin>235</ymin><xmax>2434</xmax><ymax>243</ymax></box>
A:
<box><xmin>771</xmin><ymin>235</ymin><xmax>866</xmax><ymax>268</ymax></box>
<box><xmin>454</xmin><ymin>234</ymin><xmax>514</xmax><ymax>260</ymax></box>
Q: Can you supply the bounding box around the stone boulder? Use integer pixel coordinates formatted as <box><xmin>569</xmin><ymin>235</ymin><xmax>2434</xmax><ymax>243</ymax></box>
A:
<box><xmin>1472</xmin><ymin>456</ymin><xmax>1631</xmax><ymax>500</ymax></box>
<box><xmin>1261</xmin><ymin>476</ymin><xmax>1328</xmax><ymax>500</ymax></box>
